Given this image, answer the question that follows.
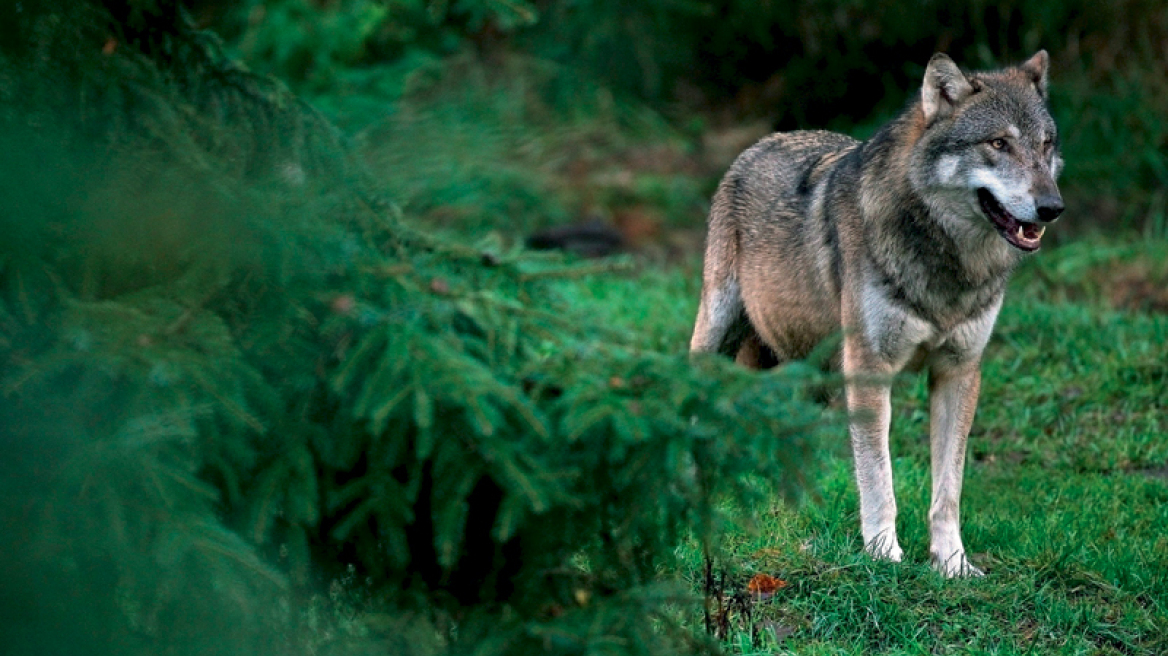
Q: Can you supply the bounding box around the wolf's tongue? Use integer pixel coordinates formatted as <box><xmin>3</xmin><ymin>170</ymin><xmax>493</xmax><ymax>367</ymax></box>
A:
<box><xmin>1012</xmin><ymin>223</ymin><xmax>1045</xmax><ymax>245</ymax></box>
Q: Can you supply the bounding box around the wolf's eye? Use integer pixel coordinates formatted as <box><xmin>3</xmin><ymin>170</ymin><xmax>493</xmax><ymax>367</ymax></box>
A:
<box><xmin>989</xmin><ymin>138</ymin><xmax>1008</xmax><ymax>151</ymax></box>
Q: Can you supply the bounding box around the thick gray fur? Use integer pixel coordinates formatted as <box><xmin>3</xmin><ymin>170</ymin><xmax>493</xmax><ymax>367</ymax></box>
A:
<box><xmin>690</xmin><ymin>51</ymin><xmax>1064</xmax><ymax>577</ymax></box>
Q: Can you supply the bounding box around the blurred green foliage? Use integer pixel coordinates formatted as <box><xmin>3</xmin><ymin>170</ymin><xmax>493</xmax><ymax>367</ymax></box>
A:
<box><xmin>211</xmin><ymin>0</ymin><xmax>1168</xmax><ymax>231</ymax></box>
<box><xmin>353</xmin><ymin>53</ymin><xmax>707</xmax><ymax>235</ymax></box>
<box><xmin>217</xmin><ymin>0</ymin><xmax>536</xmax><ymax>93</ymax></box>
<box><xmin>0</xmin><ymin>2</ymin><xmax>826</xmax><ymax>655</ymax></box>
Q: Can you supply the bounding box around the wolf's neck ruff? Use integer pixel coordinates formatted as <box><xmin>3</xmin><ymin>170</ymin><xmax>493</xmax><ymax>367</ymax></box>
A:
<box><xmin>869</xmin><ymin>204</ymin><xmax>1012</xmax><ymax>330</ymax></box>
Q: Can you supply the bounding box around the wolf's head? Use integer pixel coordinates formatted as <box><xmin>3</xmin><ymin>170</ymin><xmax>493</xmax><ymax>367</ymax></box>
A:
<box><xmin>909</xmin><ymin>51</ymin><xmax>1063</xmax><ymax>252</ymax></box>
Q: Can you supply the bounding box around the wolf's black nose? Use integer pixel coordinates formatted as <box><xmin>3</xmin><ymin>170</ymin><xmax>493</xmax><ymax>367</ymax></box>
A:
<box><xmin>1036</xmin><ymin>196</ymin><xmax>1064</xmax><ymax>223</ymax></box>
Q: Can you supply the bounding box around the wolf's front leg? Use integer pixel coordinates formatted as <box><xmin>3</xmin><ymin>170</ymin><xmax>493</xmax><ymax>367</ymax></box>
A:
<box><xmin>844</xmin><ymin>344</ymin><xmax>902</xmax><ymax>562</ymax></box>
<box><xmin>928</xmin><ymin>362</ymin><xmax>984</xmax><ymax>577</ymax></box>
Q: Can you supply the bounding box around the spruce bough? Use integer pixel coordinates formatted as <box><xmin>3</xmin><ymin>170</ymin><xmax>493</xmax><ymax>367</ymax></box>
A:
<box><xmin>0</xmin><ymin>2</ymin><xmax>826</xmax><ymax>654</ymax></box>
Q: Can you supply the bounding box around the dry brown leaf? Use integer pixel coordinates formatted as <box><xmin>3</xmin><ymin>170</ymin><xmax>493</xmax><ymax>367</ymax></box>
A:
<box><xmin>746</xmin><ymin>573</ymin><xmax>788</xmax><ymax>596</ymax></box>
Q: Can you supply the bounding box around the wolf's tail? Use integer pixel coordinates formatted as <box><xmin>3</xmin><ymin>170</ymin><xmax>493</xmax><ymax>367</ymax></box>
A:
<box><xmin>689</xmin><ymin>176</ymin><xmax>755</xmax><ymax>358</ymax></box>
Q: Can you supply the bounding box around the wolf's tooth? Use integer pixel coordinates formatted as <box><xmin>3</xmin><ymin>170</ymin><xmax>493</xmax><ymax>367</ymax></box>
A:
<box><xmin>1015</xmin><ymin>225</ymin><xmax>1025</xmax><ymax>241</ymax></box>
<box><xmin>1036</xmin><ymin>226</ymin><xmax>1046</xmax><ymax>238</ymax></box>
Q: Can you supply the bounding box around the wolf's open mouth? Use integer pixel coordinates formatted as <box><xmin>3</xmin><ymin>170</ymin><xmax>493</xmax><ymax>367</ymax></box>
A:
<box><xmin>977</xmin><ymin>188</ymin><xmax>1044</xmax><ymax>251</ymax></box>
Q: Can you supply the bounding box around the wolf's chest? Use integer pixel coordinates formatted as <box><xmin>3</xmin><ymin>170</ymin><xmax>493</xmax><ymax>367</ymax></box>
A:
<box><xmin>858</xmin><ymin>279</ymin><xmax>1003</xmax><ymax>372</ymax></box>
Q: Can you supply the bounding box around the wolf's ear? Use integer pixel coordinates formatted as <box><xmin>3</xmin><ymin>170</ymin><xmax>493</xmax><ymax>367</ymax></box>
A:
<box><xmin>1020</xmin><ymin>50</ymin><xmax>1050</xmax><ymax>99</ymax></box>
<box><xmin>921</xmin><ymin>53</ymin><xmax>975</xmax><ymax>124</ymax></box>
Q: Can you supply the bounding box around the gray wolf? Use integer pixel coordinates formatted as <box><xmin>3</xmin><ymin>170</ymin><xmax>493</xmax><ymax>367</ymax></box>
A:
<box><xmin>689</xmin><ymin>51</ymin><xmax>1063</xmax><ymax>577</ymax></box>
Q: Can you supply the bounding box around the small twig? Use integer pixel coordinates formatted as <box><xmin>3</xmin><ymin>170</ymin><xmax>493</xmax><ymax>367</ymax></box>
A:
<box><xmin>164</xmin><ymin>284</ymin><xmax>223</xmax><ymax>336</ymax></box>
<box><xmin>703</xmin><ymin>554</ymin><xmax>714</xmax><ymax>636</ymax></box>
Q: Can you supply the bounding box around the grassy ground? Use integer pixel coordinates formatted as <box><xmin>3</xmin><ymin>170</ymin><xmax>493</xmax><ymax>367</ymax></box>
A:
<box><xmin>550</xmin><ymin>242</ymin><xmax>1168</xmax><ymax>655</ymax></box>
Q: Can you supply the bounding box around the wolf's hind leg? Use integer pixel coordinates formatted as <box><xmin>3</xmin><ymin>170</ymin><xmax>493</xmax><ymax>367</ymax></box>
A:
<box><xmin>735</xmin><ymin>332</ymin><xmax>781</xmax><ymax>369</ymax></box>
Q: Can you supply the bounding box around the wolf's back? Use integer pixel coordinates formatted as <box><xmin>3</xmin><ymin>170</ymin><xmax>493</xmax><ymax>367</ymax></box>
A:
<box><xmin>711</xmin><ymin>130</ymin><xmax>860</xmax><ymax>232</ymax></box>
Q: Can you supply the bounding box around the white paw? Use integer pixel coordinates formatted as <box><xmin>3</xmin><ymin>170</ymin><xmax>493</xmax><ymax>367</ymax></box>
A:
<box><xmin>931</xmin><ymin>550</ymin><xmax>984</xmax><ymax>578</ymax></box>
<box><xmin>865</xmin><ymin>533</ymin><xmax>904</xmax><ymax>563</ymax></box>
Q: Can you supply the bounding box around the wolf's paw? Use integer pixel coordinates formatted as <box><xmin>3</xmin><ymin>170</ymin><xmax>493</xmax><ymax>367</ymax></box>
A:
<box><xmin>931</xmin><ymin>551</ymin><xmax>984</xmax><ymax>578</ymax></box>
<box><xmin>864</xmin><ymin>534</ymin><xmax>904</xmax><ymax>563</ymax></box>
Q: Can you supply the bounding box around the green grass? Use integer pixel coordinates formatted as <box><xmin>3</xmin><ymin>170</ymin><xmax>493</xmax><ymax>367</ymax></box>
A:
<box><xmin>549</xmin><ymin>243</ymin><xmax>1168</xmax><ymax>655</ymax></box>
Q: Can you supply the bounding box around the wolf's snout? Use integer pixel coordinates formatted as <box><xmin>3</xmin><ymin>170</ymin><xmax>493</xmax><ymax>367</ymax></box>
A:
<box><xmin>1035</xmin><ymin>195</ymin><xmax>1064</xmax><ymax>223</ymax></box>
